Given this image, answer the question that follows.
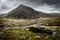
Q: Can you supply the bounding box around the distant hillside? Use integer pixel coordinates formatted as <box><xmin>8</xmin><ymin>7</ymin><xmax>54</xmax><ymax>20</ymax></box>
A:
<box><xmin>6</xmin><ymin>5</ymin><xmax>58</xmax><ymax>19</ymax></box>
<box><xmin>50</xmin><ymin>13</ymin><xmax>60</xmax><ymax>17</ymax></box>
<box><xmin>38</xmin><ymin>12</ymin><xmax>57</xmax><ymax>18</ymax></box>
<box><xmin>0</xmin><ymin>14</ymin><xmax>7</xmax><ymax>17</ymax></box>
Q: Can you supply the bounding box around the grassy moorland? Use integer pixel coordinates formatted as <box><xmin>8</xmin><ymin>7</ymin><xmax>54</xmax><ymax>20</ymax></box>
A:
<box><xmin>0</xmin><ymin>27</ymin><xmax>60</xmax><ymax>40</ymax></box>
<box><xmin>0</xmin><ymin>17</ymin><xmax>60</xmax><ymax>40</ymax></box>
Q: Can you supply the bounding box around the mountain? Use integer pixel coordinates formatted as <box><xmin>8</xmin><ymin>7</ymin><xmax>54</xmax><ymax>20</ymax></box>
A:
<box><xmin>7</xmin><ymin>5</ymin><xmax>58</xmax><ymax>19</ymax></box>
<box><xmin>7</xmin><ymin>5</ymin><xmax>40</xmax><ymax>19</ymax></box>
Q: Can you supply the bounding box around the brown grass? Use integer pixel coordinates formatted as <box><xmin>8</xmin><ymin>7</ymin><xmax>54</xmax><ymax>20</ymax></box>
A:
<box><xmin>0</xmin><ymin>18</ymin><xmax>37</xmax><ymax>25</ymax></box>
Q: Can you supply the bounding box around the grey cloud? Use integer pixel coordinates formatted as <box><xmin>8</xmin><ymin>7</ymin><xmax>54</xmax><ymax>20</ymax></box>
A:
<box><xmin>19</xmin><ymin>0</ymin><xmax>60</xmax><ymax>8</ymax></box>
<box><xmin>41</xmin><ymin>0</ymin><xmax>60</xmax><ymax>8</ymax></box>
<box><xmin>0</xmin><ymin>0</ymin><xmax>60</xmax><ymax>13</ymax></box>
<box><xmin>1</xmin><ymin>5</ymin><xmax>9</xmax><ymax>9</ymax></box>
<box><xmin>26</xmin><ymin>0</ymin><xmax>60</xmax><ymax>8</ymax></box>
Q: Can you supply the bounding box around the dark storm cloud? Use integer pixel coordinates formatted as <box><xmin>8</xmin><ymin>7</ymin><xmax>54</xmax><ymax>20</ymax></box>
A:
<box><xmin>25</xmin><ymin>0</ymin><xmax>60</xmax><ymax>8</ymax></box>
<box><xmin>42</xmin><ymin>0</ymin><xmax>60</xmax><ymax>8</ymax></box>
<box><xmin>0</xmin><ymin>0</ymin><xmax>60</xmax><ymax>13</ymax></box>
<box><xmin>44</xmin><ymin>0</ymin><xmax>60</xmax><ymax>5</ymax></box>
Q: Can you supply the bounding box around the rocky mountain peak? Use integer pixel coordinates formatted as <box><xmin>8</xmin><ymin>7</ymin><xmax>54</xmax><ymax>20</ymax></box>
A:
<box><xmin>7</xmin><ymin>4</ymin><xmax>39</xmax><ymax>19</ymax></box>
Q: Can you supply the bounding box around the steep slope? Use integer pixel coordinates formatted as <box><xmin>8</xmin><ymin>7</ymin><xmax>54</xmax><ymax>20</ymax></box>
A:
<box><xmin>7</xmin><ymin>5</ymin><xmax>40</xmax><ymax>19</ymax></box>
<box><xmin>7</xmin><ymin>5</ymin><xmax>57</xmax><ymax>19</ymax></box>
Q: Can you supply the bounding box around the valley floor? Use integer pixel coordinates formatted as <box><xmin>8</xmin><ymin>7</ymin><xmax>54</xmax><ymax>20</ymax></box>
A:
<box><xmin>0</xmin><ymin>17</ymin><xmax>60</xmax><ymax>40</ymax></box>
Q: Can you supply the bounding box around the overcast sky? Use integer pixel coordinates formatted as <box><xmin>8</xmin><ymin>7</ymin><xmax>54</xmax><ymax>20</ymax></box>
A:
<box><xmin>0</xmin><ymin>0</ymin><xmax>60</xmax><ymax>14</ymax></box>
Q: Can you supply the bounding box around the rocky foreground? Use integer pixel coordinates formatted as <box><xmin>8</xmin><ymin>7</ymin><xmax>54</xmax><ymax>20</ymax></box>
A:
<box><xmin>0</xmin><ymin>17</ymin><xmax>60</xmax><ymax>40</ymax></box>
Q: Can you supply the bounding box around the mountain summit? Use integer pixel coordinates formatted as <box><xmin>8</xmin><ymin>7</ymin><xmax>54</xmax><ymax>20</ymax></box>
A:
<box><xmin>7</xmin><ymin>5</ymin><xmax>39</xmax><ymax>19</ymax></box>
<box><xmin>7</xmin><ymin>4</ymin><xmax>57</xmax><ymax>19</ymax></box>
